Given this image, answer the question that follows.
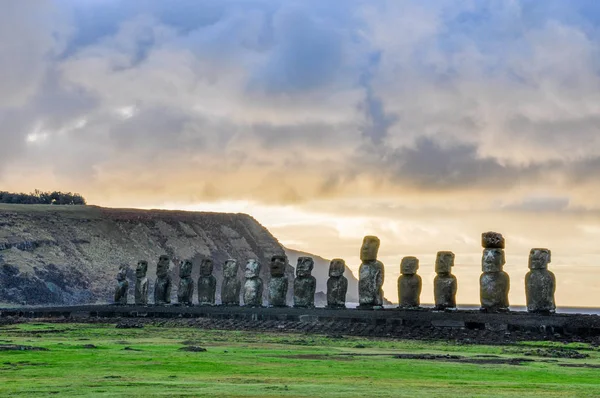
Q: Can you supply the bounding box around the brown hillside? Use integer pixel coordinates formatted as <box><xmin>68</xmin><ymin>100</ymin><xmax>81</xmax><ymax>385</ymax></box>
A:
<box><xmin>0</xmin><ymin>204</ymin><xmax>293</xmax><ymax>305</ymax></box>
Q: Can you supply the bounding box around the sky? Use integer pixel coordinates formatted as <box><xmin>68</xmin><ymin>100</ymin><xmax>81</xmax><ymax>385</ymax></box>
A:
<box><xmin>3</xmin><ymin>0</ymin><xmax>600</xmax><ymax>306</ymax></box>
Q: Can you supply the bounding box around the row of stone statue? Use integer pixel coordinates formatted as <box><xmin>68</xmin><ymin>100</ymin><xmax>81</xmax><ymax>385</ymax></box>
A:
<box><xmin>356</xmin><ymin>232</ymin><xmax>555</xmax><ymax>313</ymax></box>
<box><xmin>114</xmin><ymin>231</ymin><xmax>555</xmax><ymax>314</ymax></box>
<box><xmin>114</xmin><ymin>254</ymin><xmax>340</xmax><ymax>308</ymax></box>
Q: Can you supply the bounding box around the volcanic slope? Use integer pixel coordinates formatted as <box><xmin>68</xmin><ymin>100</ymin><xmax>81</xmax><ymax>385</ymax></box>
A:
<box><xmin>0</xmin><ymin>204</ymin><xmax>300</xmax><ymax>305</ymax></box>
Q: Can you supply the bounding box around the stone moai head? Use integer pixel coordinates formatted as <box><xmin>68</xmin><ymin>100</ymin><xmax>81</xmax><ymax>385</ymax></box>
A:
<box><xmin>270</xmin><ymin>255</ymin><xmax>287</xmax><ymax>277</ymax></box>
<box><xmin>223</xmin><ymin>259</ymin><xmax>238</xmax><ymax>279</ymax></box>
<box><xmin>482</xmin><ymin>248</ymin><xmax>505</xmax><ymax>272</ymax></box>
<box><xmin>435</xmin><ymin>251</ymin><xmax>455</xmax><ymax>274</ymax></box>
<box><xmin>400</xmin><ymin>256</ymin><xmax>419</xmax><ymax>275</ymax></box>
<box><xmin>245</xmin><ymin>259</ymin><xmax>260</xmax><ymax>278</ymax></box>
<box><xmin>200</xmin><ymin>258</ymin><xmax>214</xmax><ymax>277</ymax></box>
<box><xmin>529</xmin><ymin>248</ymin><xmax>551</xmax><ymax>270</ymax></box>
<box><xmin>482</xmin><ymin>231</ymin><xmax>505</xmax><ymax>249</ymax></box>
<box><xmin>135</xmin><ymin>260</ymin><xmax>148</xmax><ymax>278</ymax></box>
<box><xmin>179</xmin><ymin>259</ymin><xmax>193</xmax><ymax>278</ymax></box>
<box><xmin>360</xmin><ymin>235</ymin><xmax>380</xmax><ymax>262</ymax></box>
<box><xmin>156</xmin><ymin>255</ymin><xmax>170</xmax><ymax>278</ymax></box>
<box><xmin>296</xmin><ymin>257</ymin><xmax>314</xmax><ymax>278</ymax></box>
<box><xmin>329</xmin><ymin>258</ymin><xmax>346</xmax><ymax>277</ymax></box>
<box><xmin>117</xmin><ymin>264</ymin><xmax>127</xmax><ymax>281</ymax></box>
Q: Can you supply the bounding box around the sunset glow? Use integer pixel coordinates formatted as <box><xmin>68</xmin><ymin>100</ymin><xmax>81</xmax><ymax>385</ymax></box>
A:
<box><xmin>3</xmin><ymin>1</ymin><xmax>600</xmax><ymax>306</ymax></box>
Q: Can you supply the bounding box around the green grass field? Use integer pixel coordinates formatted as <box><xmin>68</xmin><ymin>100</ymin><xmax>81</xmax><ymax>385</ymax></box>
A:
<box><xmin>0</xmin><ymin>323</ymin><xmax>599</xmax><ymax>397</ymax></box>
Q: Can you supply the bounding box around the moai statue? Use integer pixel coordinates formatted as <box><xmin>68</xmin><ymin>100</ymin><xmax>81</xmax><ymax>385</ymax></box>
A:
<box><xmin>293</xmin><ymin>257</ymin><xmax>316</xmax><ymax>308</ymax></box>
<box><xmin>480</xmin><ymin>232</ymin><xmax>510</xmax><ymax>312</ymax></box>
<box><xmin>268</xmin><ymin>254</ymin><xmax>289</xmax><ymax>307</ymax></box>
<box><xmin>358</xmin><ymin>236</ymin><xmax>385</xmax><ymax>309</ymax></box>
<box><xmin>154</xmin><ymin>255</ymin><xmax>172</xmax><ymax>305</ymax></box>
<box><xmin>525</xmin><ymin>248</ymin><xmax>556</xmax><ymax>314</ymax></box>
<box><xmin>177</xmin><ymin>259</ymin><xmax>194</xmax><ymax>306</ymax></box>
<box><xmin>221</xmin><ymin>259</ymin><xmax>241</xmax><ymax>306</ymax></box>
<box><xmin>134</xmin><ymin>260</ymin><xmax>149</xmax><ymax>305</ymax></box>
<box><xmin>243</xmin><ymin>259</ymin><xmax>263</xmax><ymax>307</ymax></box>
<box><xmin>327</xmin><ymin>258</ymin><xmax>348</xmax><ymax>309</ymax></box>
<box><xmin>434</xmin><ymin>251</ymin><xmax>457</xmax><ymax>310</ymax></box>
<box><xmin>197</xmin><ymin>258</ymin><xmax>216</xmax><ymax>305</ymax></box>
<box><xmin>397</xmin><ymin>256</ymin><xmax>421</xmax><ymax>309</ymax></box>
<box><xmin>114</xmin><ymin>264</ymin><xmax>129</xmax><ymax>305</ymax></box>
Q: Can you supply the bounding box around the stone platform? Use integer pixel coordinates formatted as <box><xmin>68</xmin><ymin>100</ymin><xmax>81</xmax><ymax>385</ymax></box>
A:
<box><xmin>2</xmin><ymin>305</ymin><xmax>600</xmax><ymax>338</ymax></box>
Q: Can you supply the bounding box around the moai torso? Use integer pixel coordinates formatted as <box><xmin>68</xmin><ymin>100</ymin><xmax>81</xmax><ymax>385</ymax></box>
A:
<box><xmin>268</xmin><ymin>255</ymin><xmax>289</xmax><ymax>307</ymax></box>
<box><xmin>327</xmin><ymin>259</ymin><xmax>348</xmax><ymax>308</ymax></box>
<box><xmin>398</xmin><ymin>257</ymin><xmax>421</xmax><ymax>308</ymax></box>
<box><xmin>154</xmin><ymin>255</ymin><xmax>172</xmax><ymax>305</ymax></box>
<box><xmin>434</xmin><ymin>251</ymin><xmax>457</xmax><ymax>310</ymax></box>
<box><xmin>134</xmin><ymin>260</ymin><xmax>149</xmax><ymax>305</ymax></box>
<box><xmin>358</xmin><ymin>236</ymin><xmax>385</xmax><ymax>308</ymax></box>
<box><xmin>197</xmin><ymin>259</ymin><xmax>216</xmax><ymax>305</ymax></box>
<box><xmin>243</xmin><ymin>259</ymin><xmax>263</xmax><ymax>307</ymax></box>
<box><xmin>221</xmin><ymin>259</ymin><xmax>241</xmax><ymax>306</ymax></box>
<box><xmin>293</xmin><ymin>257</ymin><xmax>316</xmax><ymax>308</ymax></box>
<box><xmin>177</xmin><ymin>260</ymin><xmax>194</xmax><ymax>305</ymax></box>
<box><xmin>114</xmin><ymin>265</ymin><xmax>129</xmax><ymax>305</ymax></box>
<box><xmin>479</xmin><ymin>234</ymin><xmax>510</xmax><ymax>312</ymax></box>
<box><xmin>480</xmin><ymin>271</ymin><xmax>510</xmax><ymax>310</ymax></box>
<box><xmin>525</xmin><ymin>248</ymin><xmax>556</xmax><ymax>313</ymax></box>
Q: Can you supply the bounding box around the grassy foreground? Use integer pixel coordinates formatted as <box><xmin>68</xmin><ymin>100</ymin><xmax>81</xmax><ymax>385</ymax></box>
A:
<box><xmin>0</xmin><ymin>323</ymin><xmax>599</xmax><ymax>397</ymax></box>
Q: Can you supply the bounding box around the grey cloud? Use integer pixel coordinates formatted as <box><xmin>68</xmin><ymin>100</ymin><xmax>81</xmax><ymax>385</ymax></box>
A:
<box><xmin>248</xmin><ymin>121</ymin><xmax>357</xmax><ymax>150</ymax></box>
<box><xmin>109</xmin><ymin>106</ymin><xmax>197</xmax><ymax>152</ymax></box>
<box><xmin>3</xmin><ymin>0</ymin><xmax>600</xmax><ymax>210</ymax></box>
<box><xmin>248</xmin><ymin>5</ymin><xmax>345</xmax><ymax>94</ymax></box>
<box><xmin>362</xmin><ymin>137</ymin><xmax>545</xmax><ymax>190</ymax></box>
<box><xmin>501</xmin><ymin>196</ymin><xmax>571</xmax><ymax>212</ymax></box>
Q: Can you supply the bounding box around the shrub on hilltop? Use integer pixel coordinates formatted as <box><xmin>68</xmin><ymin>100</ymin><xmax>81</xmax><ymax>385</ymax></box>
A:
<box><xmin>0</xmin><ymin>189</ymin><xmax>86</xmax><ymax>205</ymax></box>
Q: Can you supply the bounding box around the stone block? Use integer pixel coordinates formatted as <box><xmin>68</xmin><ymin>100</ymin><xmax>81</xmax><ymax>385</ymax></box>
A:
<box><xmin>431</xmin><ymin>320</ymin><xmax>465</xmax><ymax>328</ymax></box>
<box><xmin>482</xmin><ymin>231</ymin><xmax>505</xmax><ymax>249</ymax></box>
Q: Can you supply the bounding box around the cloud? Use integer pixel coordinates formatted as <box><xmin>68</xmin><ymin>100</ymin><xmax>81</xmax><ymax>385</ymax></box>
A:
<box><xmin>5</xmin><ymin>1</ymin><xmax>600</xmax><ymax>305</ymax></box>
<box><xmin>3</xmin><ymin>0</ymin><xmax>600</xmax><ymax>211</ymax></box>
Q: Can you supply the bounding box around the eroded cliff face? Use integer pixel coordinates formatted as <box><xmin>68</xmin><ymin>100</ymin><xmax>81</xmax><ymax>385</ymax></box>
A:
<box><xmin>0</xmin><ymin>205</ymin><xmax>294</xmax><ymax>305</ymax></box>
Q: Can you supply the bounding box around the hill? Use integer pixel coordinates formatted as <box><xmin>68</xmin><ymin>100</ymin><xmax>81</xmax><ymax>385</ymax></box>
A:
<box><xmin>0</xmin><ymin>204</ymin><xmax>295</xmax><ymax>305</ymax></box>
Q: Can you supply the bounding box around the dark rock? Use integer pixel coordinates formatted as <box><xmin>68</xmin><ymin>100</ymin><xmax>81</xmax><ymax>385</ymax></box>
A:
<box><xmin>115</xmin><ymin>323</ymin><xmax>144</xmax><ymax>329</ymax></box>
<box><xmin>326</xmin><ymin>259</ymin><xmax>348</xmax><ymax>309</ymax></box>
<box><xmin>358</xmin><ymin>236</ymin><xmax>384</xmax><ymax>308</ymax></box>
<box><xmin>268</xmin><ymin>255</ymin><xmax>289</xmax><ymax>307</ymax></box>
<box><xmin>197</xmin><ymin>259</ymin><xmax>216</xmax><ymax>306</ymax></box>
<box><xmin>286</xmin><ymin>250</ymin><xmax>360</xmax><ymax>304</ymax></box>
<box><xmin>179</xmin><ymin>346</ymin><xmax>207</xmax><ymax>352</ymax></box>
<box><xmin>481</xmin><ymin>231</ymin><xmax>505</xmax><ymax>249</ymax></box>
<box><xmin>398</xmin><ymin>257</ymin><xmax>421</xmax><ymax>309</ymax></box>
<box><xmin>0</xmin><ymin>344</ymin><xmax>49</xmax><ymax>351</ymax></box>
<box><xmin>221</xmin><ymin>259</ymin><xmax>241</xmax><ymax>306</ymax></box>
<box><xmin>154</xmin><ymin>255</ymin><xmax>172</xmax><ymax>305</ymax></box>
<box><xmin>480</xmin><ymin>271</ymin><xmax>510</xmax><ymax>312</ymax></box>
<box><xmin>434</xmin><ymin>251</ymin><xmax>457</xmax><ymax>310</ymax></box>
<box><xmin>114</xmin><ymin>265</ymin><xmax>128</xmax><ymax>305</ymax></box>
<box><xmin>243</xmin><ymin>260</ymin><xmax>263</xmax><ymax>307</ymax></box>
<box><xmin>134</xmin><ymin>260</ymin><xmax>149</xmax><ymax>305</ymax></box>
<box><xmin>123</xmin><ymin>347</ymin><xmax>142</xmax><ymax>351</ymax></box>
<box><xmin>293</xmin><ymin>257</ymin><xmax>316</xmax><ymax>308</ymax></box>
<box><xmin>177</xmin><ymin>259</ymin><xmax>194</xmax><ymax>305</ymax></box>
<box><xmin>526</xmin><ymin>248</ymin><xmax>556</xmax><ymax>313</ymax></box>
